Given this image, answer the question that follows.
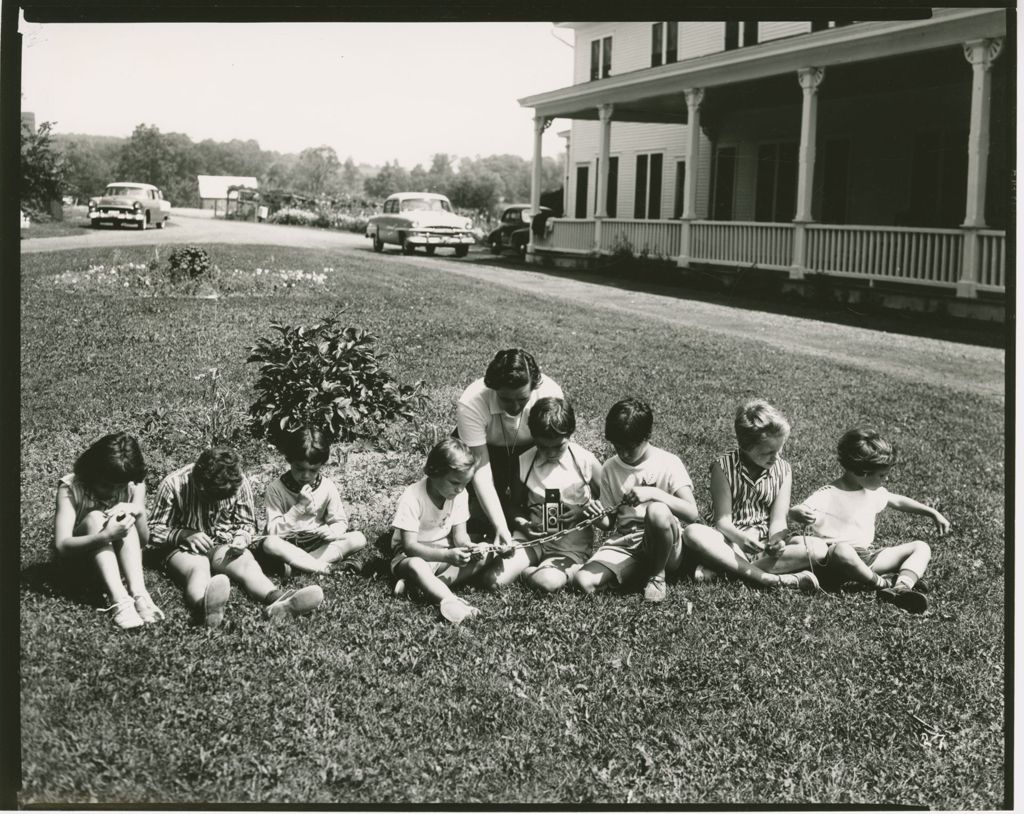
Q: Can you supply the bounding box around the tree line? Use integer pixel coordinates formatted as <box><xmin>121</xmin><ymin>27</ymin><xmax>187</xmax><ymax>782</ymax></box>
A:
<box><xmin>27</xmin><ymin>122</ymin><xmax>564</xmax><ymax>213</ymax></box>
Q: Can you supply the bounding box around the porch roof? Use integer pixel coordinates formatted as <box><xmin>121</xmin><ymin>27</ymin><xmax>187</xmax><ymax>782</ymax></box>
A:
<box><xmin>518</xmin><ymin>8</ymin><xmax>1006</xmax><ymax>123</ymax></box>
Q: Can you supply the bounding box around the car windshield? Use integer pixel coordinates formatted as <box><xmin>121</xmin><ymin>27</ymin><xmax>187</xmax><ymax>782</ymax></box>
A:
<box><xmin>400</xmin><ymin>198</ymin><xmax>451</xmax><ymax>213</ymax></box>
<box><xmin>105</xmin><ymin>186</ymin><xmax>147</xmax><ymax>198</ymax></box>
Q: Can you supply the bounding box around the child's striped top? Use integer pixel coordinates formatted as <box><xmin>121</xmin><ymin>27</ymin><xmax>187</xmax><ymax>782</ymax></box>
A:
<box><xmin>149</xmin><ymin>463</ymin><xmax>257</xmax><ymax>549</ymax></box>
<box><xmin>701</xmin><ymin>449</ymin><xmax>790</xmax><ymax>541</ymax></box>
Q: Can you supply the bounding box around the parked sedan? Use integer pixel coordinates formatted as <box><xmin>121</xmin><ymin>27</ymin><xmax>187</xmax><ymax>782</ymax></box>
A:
<box><xmin>487</xmin><ymin>204</ymin><xmax>552</xmax><ymax>256</ymax></box>
<box><xmin>89</xmin><ymin>182</ymin><xmax>171</xmax><ymax>229</ymax></box>
<box><xmin>366</xmin><ymin>192</ymin><xmax>474</xmax><ymax>257</ymax></box>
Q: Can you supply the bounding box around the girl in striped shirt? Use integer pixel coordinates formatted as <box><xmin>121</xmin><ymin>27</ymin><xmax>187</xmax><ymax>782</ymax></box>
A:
<box><xmin>682</xmin><ymin>400</ymin><xmax>819</xmax><ymax>591</ymax></box>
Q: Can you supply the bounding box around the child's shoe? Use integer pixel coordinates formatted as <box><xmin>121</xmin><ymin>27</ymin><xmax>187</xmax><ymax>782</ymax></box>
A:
<box><xmin>104</xmin><ymin>596</ymin><xmax>145</xmax><ymax>630</ymax></box>
<box><xmin>133</xmin><ymin>591</ymin><xmax>165</xmax><ymax>624</ymax></box>
<box><xmin>393</xmin><ymin>578</ymin><xmax>407</xmax><ymax>597</ymax></box>
<box><xmin>780</xmin><ymin>571</ymin><xmax>822</xmax><ymax>593</ymax></box>
<box><xmin>264</xmin><ymin>585</ymin><xmax>324</xmax><ymax>620</ymax></box>
<box><xmin>643</xmin><ymin>574</ymin><xmax>667</xmax><ymax>603</ymax></box>
<box><xmin>692</xmin><ymin>564</ymin><xmax>722</xmax><ymax>583</ymax></box>
<box><xmin>438</xmin><ymin>596</ymin><xmax>479</xmax><ymax>625</ymax></box>
<box><xmin>281</xmin><ymin>562</ymin><xmax>293</xmax><ymax>581</ymax></box>
<box><xmin>878</xmin><ymin>584</ymin><xmax>928</xmax><ymax>614</ymax></box>
<box><xmin>203</xmin><ymin>574</ymin><xmax>231</xmax><ymax>629</ymax></box>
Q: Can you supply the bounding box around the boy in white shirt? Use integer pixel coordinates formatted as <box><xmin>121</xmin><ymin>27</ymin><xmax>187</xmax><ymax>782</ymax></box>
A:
<box><xmin>789</xmin><ymin>428</ymin><xmax>950</xmax><ymax>613</ymax></box>
<box><xmin>574</xmin><ymin>398</ymin><xmax>700</xmax><ymax>603</ymax></box>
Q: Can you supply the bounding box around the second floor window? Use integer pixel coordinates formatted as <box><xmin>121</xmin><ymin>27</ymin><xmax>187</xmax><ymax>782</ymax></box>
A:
<box><xmin>725</xmin><ymin>21</ymin><xmax>758</xmax><ymax>51</ymax></box>
<box><xmin>651</xmin><ymin>22</ymin><xmax>678</xmax><ymax>67</ymax></box>
<box><xmin>590</xmin><ymin>36</ymin><xmax>612</xmax><ymax>80</ymax></box>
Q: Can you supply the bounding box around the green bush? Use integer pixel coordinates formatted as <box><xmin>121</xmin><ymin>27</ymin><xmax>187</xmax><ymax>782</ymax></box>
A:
<box><xmin>167</xmin><ymin>245</ymin><xmax>213</xmax><ymax>282</ymax></box>
<box><xmin>267</xmin><ymin>207</ymin><xmax>319</xmax><ymax>227</ymax></box>
<box><xmin>247</xmin><ymin>314</ymin><xmax>428</xmax><ymax>445</ymax></box>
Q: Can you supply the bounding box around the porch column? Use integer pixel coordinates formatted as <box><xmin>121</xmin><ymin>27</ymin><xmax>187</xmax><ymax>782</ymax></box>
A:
<box><xmin>791</xmin><ymin>66</ymin><xmax>825</xmax><ymax>279</ymax></box>
<box><xmin>529</xmin><ymin>114</ymin><xmax>551</xmax><ymax>255</ymax></box>
<box><xmin>529</xmin><ymin>114</ymin><xmax>547</xmax><ymax>217</ymax></box>
<box><xmin>957</xmin><ymin>38</ymin><xmax>1003</xmax><ymax>298</ymax></box>
<box><xmin>595</xmin><ymin>104</ymin><xmax>614</xmax><ymax>219</ymax></box>
<box><xmin>678</xmin><ymin>87</ymin><xmax>704</xmax><ymax>269</ymax></box>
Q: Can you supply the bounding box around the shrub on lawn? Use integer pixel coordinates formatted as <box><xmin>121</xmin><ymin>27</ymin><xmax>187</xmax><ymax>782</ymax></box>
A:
<box><xmin>267</xmin><ymin>208</ymin><xmax>319</xmax><ymax>227</ymax></box>
<box><xmin>247</xmin><ymin>314</ymin><xmax>428</xmax><ymax>447</ymax></box>
<box><xmin>167</xmin><ymin>245</ymin><xmax>213</xmax><ymax>283</ymax></box>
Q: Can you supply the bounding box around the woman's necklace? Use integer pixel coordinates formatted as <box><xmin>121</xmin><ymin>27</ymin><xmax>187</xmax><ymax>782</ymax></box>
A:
<box><xmin>498</xmin><ymin>410</ymin><xmax>525</xmax><ymax>500</ymax></box>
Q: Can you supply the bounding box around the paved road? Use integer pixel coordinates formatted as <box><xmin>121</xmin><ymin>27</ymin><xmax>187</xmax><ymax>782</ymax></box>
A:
<box><xmin>22</xmin><ymin>208</ymin><xmax>1005</xmax><ymax>402</ymax></box>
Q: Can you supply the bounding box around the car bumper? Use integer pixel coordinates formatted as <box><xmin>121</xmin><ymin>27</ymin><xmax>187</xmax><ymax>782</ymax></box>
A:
<box><xmin>405</xmin><ymin>232</ymin><xmax>474</xmax><ymax>247</ymax></box>
<box><xmin>90</xmin><ymin>210</ymin><xmax>145</xmax><ymax>223</ymax></box>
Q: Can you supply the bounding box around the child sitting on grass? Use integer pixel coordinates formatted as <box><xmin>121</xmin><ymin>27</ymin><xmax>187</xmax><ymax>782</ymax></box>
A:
<box><xmin>574</xmin><ymin>398</ymin><xmax>699</xmax><ymax>603</ymax></box>
<box><xmin>500</xmin><ymin>397</ymin><xmax>603</xmax><ymax>594</ymax></box>
<box><xmin>260</xmin><ymin>427</ymin><xmax>366</xmax><ymax>578</ymax></box>
<box><xmin>149</xmin><ymin>447</ymin><xmax>323</xmax><ymax>628</ymax></box>
<box><xmin>681</xmin><ymin>400</ymin><xmax>820</xmax><ymax>592</ymax></box>
<box><xmin>53</xmin><ymin>432</ymin><xmax>164</xmax><ymax>630</ymax></box>
<box><xmin>788</xmin><ymin>427</ymin><xmax>949</xmax><ymax>614</ymax></box>
<box><xmin>389</xmin><ymin>438</ymin><xmax>492</xmax><ymax>625</ymax></box>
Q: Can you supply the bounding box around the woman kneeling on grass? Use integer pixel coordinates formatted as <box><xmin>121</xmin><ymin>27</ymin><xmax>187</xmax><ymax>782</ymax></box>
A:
<box><xmin>389</xmin><ymin>438</ymin><xmax>494</xmax><ymax>625</ymax></box>
<box><xmin>53</xmin><ymin>432</ymin><xmax>164</xmax><ymax>630</ymax></box>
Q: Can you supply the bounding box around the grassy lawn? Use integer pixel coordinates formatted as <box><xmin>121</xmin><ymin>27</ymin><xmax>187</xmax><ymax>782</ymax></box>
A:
<box><xmin>19</xmin><ymin>244</ymin><xmax>1005</xmax><ymax>806</ymax></box>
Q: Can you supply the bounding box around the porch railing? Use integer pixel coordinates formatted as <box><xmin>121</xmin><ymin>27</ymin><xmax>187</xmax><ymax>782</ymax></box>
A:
<box><xmin>977</xmin><ymin>230</ymin><xmax>1006</xmax><ymax>291</ymax></box>
<box><xmin>691</xmin><ymin>221</ymin><xmax>794</xmax><ymax>270</ymax></box>
<box><xmin>598</xmin><ymin>219</ymin><xmax>683</xmax><ymax>259</ymax></box>
<box><xmin>805</xmin><ymin>224</ymin><xmax>963</xmax><ymax>287</ymax></box>
<box><xmin>543</xmin><ymin>219</ymin><xmax>595</xmax><ymax>253</ymax></box>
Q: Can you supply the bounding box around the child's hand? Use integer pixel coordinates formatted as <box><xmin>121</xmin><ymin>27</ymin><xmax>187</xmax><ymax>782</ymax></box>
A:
<box><xmin>297</xmin><ymin>484</ymin><xmax>315</xmax><ymax>510</ymax></box>
<box><xmin>931</xmin><ymin>511</ymin><xmax>951</xmax><ymax>536</ymax></box>
<box><xmin>230</xmin><ymin>530</ymin><xmax>251</xmax><ymax>549</ymax></box>
<box><xmin>102</xmin><ymin>513</ymin><xmax>133</xmax><ymax>541</ymax></box>
<box><xmin>106</xmin><ymin>502</ymin><xmax>139</xmax><ymax>521</ymax></box>
<box><xmin>789</xmin><ymin>505</ymin><xmax>817</xmax><ymax>527</ymax></box>
<box><xmin>513</xmin><ymin>517</ymin><xmax>546</xmax><ymax>540</ymax></box>
<box><xmin>183</xmin><ymin>531</ymin><xmax>215</xmax><ymax>554</ymax></box>
<box><xmin>581</xmin><ymin>499</ymin><xmax>607</xmax><ymax>519</ymax></box>
<box><xmin>743</xmin><ymin>530</ymin><xmax>766</xmax><ymax>552</ymax></box>
<box><xmin>447</xmin><ymin>547</ymin><xmax>473</xmax><ymax>566</ymax></box>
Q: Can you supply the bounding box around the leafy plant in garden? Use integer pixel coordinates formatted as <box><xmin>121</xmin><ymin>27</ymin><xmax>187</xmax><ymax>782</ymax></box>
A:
<box><xmin>247</xmin><ymin>314</ymin><xmax>427</xmax><ymax>445</ymax></box>
<box><xmin>167</xmin><ymin>245</ymin><xmax>213</xmax><ymax>282</ymax></box>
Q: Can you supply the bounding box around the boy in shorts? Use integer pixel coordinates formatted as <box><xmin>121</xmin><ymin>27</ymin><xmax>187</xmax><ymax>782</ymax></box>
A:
<box><xmin>574</xmin><ymin>398</ymin><xmax>699</xmax><ymax>603</ymax></box>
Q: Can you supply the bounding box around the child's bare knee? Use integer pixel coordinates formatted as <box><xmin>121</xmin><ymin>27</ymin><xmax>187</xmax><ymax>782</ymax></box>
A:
<box><xmin>346</xmin><ymin>530</ymin><xmax>367</xmax><ymax>551</ymax></box>
<box><xmin>573</xmin><ymin>571</ymin><xmax>598</xmax><ymax>594</ymax></box>
<box><xmin>645</xmin><ymin>502</ymin><xmax>673</xmax><ymax>530</ymax></box>
<box><xmin>527</xmin><ymin>569</ymin><xmax>565</xmax><ymax>593</ymax></box>
<box><xmin>913</xmin><ymin>540</ymin><xmax>931</xmax><ymax>557</ymax></box>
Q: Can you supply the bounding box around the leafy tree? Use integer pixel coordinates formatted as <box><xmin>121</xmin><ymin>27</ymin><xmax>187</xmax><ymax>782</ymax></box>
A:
<box><xmin>293</xmin><ymin>145</ymin><xmax>341</xmax><ymax>197</ymax></box>
<box><xmin>59</xmin><ymin>137</ymin><xmax>117</xmax><ymax>201</ymax></box>
<box><xmin>21</xmin><ymin>121</ymin><xmax>67</xmax><ymax>211</ymax></box>
<box><xmin>363</xmin><ymin>160</ymin><xmax>411</xmax><ymax>200</ymax></box>
<box><xmin>339</xmin><ymin>156</ymin><xmax>363</xmax><ymax>197</ymax></box>
<box><xmin>447</xmin><ymin>157</ymin><xmax>505</xmax><ymax>210</ymax></box>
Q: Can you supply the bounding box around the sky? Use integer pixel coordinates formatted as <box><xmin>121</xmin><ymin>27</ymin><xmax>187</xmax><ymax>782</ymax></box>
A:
<box><xmin>19</xmin><ymin>18</ymin><xmax>576</xmax><ymax>168</ymax></box>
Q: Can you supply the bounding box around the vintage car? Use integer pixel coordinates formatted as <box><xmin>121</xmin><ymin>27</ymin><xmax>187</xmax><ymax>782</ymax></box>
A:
<box><xmin>487</xmin><ymin>204</ymin><xmax>552</xmax><ymax>256</ymax></box>
<box><xmin>366</xmin><ymin>192</ymin><xmax>474</xmax><ymax>257</ymax></box>
<box><xmin>88</xmin><ymin>182</ymin><xmax>171</xmax><ymax>229</ymax></box>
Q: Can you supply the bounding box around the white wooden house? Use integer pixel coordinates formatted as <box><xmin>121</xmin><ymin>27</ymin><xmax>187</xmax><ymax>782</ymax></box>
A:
<box><xmin>519</xmin><ymin>11</ymin><xmax>1008</xmax><ymax>303</ymax></box>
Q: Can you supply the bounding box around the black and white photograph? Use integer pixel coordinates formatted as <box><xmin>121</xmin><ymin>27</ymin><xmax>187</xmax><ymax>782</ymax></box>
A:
<box><xmin>7</xmin><ymin>2</ymin><xmax>1011</xmax><ymax>808</ymax></box>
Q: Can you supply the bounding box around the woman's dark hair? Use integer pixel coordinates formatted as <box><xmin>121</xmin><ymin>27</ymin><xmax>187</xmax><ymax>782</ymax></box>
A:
<box><xmin>194</xmin><ymin>447</ymin><xmax>244</xmax><ymax>501</ymax></box>
<box><xmin>74</xmin><ymin>432</ymin><xmax>147</xmax><ymax>487</ymax></box>
<box><xmin>483</xmin><ymin>348</ymin><xmax>542</xmax><ymax>391</ymax></box>
<box><xmin>837</xmin><ymin>428</ymin><xmax>897</xmax><ymax>474</ymax></box>
<box><xmin>604</xmin><ymin>398</ymin><xmax>654</xmax><ymax>446</ymax></box>
<box><xmin>277</xmin><ymin>427</ymin><xmax>332</xmax><ymax>465</ymax></box>
<box><xmin>528</xmin><ymin>396</ymin><xmax>576</xmax><ymax>438</ymax></box>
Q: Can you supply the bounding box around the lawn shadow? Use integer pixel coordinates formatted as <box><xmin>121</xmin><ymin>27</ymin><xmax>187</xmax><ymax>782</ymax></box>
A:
<box><xmin>461</xmin><ymin>252</ymin><xmax>1005</xmax><ymax>349</ymax></box>
<box><xmin>20</xmin><ymin>559</ymin><xmax>107</xmax><ymax>609</ymax></box>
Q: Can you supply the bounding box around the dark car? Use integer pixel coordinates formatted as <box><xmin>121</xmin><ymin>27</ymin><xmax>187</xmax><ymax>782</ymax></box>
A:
<box><xmin>487</xmin><ymin>204</ymin><xmax>553</xmax><ymax>256</ymax></box>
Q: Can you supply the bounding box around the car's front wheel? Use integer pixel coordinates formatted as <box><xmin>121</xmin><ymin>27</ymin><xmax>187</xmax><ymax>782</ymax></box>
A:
<box><xmin>488</xmin><ymin>239</ymin><xmax>503</xmax><ymax>255</ymax></box>
<box><xmin>372</xmin><ymin>233</ymin><xmax>384</xmax><ymax>252</ymax></box>
<box><xmin>425</xmin><ymin>246</ymin><xmax>436</xmax><ymax>256</ymax></box>
<box><xmin>156</xmin><ymin>216</ymin><xmax>165</xmax><ymax>230</ymax></box>
<box><xmin>400</xmin><ymin>234</ymin><xmax>416</xmax><ymax>255</ymax></box>
<box><xmin>454</xmin><ymin>245</ymin><xmax>469</xmax><ymax>258</ymax></box>
<box><xmin>139</xmin><ymin>214</ymin><xmax>149</xmax><ymax>230</ymax></box>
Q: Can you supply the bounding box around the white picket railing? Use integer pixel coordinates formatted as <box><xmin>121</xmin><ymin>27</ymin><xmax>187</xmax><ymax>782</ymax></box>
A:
<box><xmin>690</xmin><ymin>221</ymin><xmax>794</xmax><ymax>270</ymax></box>
<box><xmin>805</xmin><ymin>224</ymin><xmax>963</xmax><ymax>287</ymax></box>
<box><xmin>977</xmin><ymin>230</ymin><xmax>1006</xmax><ymax>291</ymax></box>
<box><xmin>598</xmin><ymin>219</ymin><xmax>683</xmax><ymax>259</ymax></box>
<box><xmin>539</xmin><ymin>219</ymin><xmax>595</xmax><ymax>253</ymax></box>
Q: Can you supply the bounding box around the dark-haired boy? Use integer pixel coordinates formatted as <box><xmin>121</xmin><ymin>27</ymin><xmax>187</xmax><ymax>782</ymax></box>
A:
<box><xmin>574</xmin><ymin>398</ymin><xmax>699</xmax><ymax>603</ymax></box>
<box><xmin>150</xmin><ymin>447</ymin><xmax>323</xmax><ymax>627</ymax></box>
